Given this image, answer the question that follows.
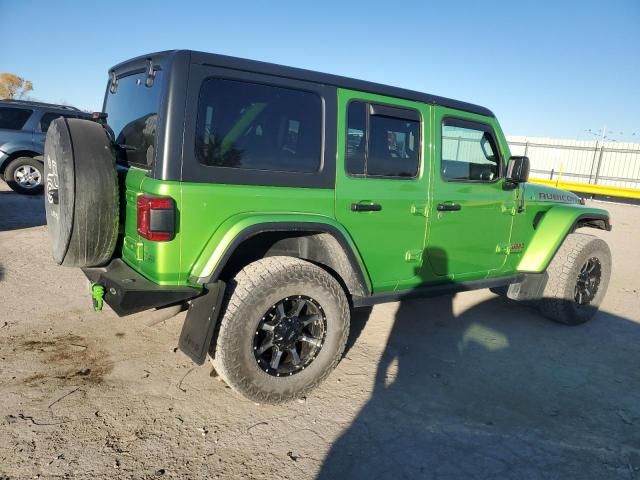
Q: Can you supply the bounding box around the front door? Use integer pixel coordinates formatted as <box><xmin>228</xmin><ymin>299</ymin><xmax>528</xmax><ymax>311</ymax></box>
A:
<box><xmin>426</xmin><ymin>107</ymin><xmax>516</xmax><ymax>279</ymax></box>
<box><xmin>335</xmin><ymin>89</ymin><xmax>429</xmax><ymax>292</ymax></box>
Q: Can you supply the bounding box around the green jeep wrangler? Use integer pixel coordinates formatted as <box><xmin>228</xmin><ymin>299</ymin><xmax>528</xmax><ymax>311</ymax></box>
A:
<box><xmin>44</xmin><ymin>50</ymin><xmax>612</xmax><ymax>403</ymax></box>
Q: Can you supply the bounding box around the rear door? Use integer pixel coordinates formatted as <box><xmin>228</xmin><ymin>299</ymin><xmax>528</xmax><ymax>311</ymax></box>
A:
<box><xmin>335</xmin><ymin>89</ymin><xmax>429</xmax><ymax>292</ymax></box>
<box><xmin>426</xmin><ymin>107</ymin><xmax>516</xmax><ymax>279</ymax></box>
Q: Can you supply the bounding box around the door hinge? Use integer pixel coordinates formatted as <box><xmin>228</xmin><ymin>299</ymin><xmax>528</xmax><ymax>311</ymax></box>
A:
<box><xmin>501</xmin><ymin>204</ymin><xmax>517</xmax><ymax>216</ymax></box>
<box><xmin>495</xmin><ymin>243</ymin><xmax>511</xmax><ymax>254</ymax></box>
<box><xmin>410</xmin><ymin>204</ymin><xmax>428</xmax><ymax>217</ymax></box>
<box><xmin>404</xmin><ymin>249</ymin><xmax>422</xmax><ymax>262</ymax></box>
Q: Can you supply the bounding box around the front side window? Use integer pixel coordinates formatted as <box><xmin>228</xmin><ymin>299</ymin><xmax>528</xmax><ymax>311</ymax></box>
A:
<box><xmin>441</xmin><ymin>119</ymin><xmax>501</xmax><ymax>181</ymax></box>
<box><xmin>346</xmin><ymin>101</ymin><xmax>420</xmax><ymax>178</ymax></box>
<box><xmin>196</xmin><ymin>79</ymin><xmax>322</xmax><ymax>173</ymax></box>
<box><xmin>0</xmin><ymin>107</ymin><xmax>32</xmax><ymax>130</ymax></box>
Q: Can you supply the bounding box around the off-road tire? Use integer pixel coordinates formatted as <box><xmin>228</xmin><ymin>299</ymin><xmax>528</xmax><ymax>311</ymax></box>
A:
<box><xmin>44</xmin><ymin>117</ymin><xmax>118</xmax><ymax>267</ymax></box>
<box><xmin>210</xmin><ymin>256</ymin><xmax>350</xmax><ymax>404</ymax></box>
<box><xmin>537</xmin><ymin>233</ymin><xmax>611</xmax><ymax>325</ymax></box>
<box><xmin>4</xmin><ymin>157</ymin><xmax>44</xmax><ymax>195</ymax></box>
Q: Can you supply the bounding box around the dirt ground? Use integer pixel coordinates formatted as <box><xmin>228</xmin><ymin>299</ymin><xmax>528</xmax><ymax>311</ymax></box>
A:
<box><xmin>1</xmin><ymin>182</ymin><xmax>639</xmax><ymax>480</ymax></box>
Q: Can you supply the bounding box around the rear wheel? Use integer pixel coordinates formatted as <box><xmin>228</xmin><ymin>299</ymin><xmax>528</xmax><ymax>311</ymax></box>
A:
<box><xmin>210</xmin><ymin>256</ymin><xmax>350</xmax><ymax>404</ymax></box>
<box><xmin>537</xmin><ymin>233</ymin><xmax>611</xmax><ymax>325</ymax></box>
<box><xmin>4</xmin><ymin>157</ymin><xmax>44</xmax><ymax>195</ymax></box>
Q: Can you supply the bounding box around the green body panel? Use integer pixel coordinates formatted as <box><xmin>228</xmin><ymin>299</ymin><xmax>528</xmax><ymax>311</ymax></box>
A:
<box><xmin>180</xmin><ymin>184</ymin><xmax>339</xmax><ymax>285</ymax></box>
<box><xmin>512</xmin><ymin>183</ymin><xmax>609</xmax><ymax>273</ymax></box>
<box><xmin>122</xmin><ymin>169</ymin><xmax>184</xmax><ymax>285</ymax></box>
<box><xmin>335</xmin><ymin>89</ymin><xmax>430</xmax><ymax>292</ymax></box>
<box><xmin>425</xmin><ymin>106</ymin><xmax>518</xmax><ymax>281</ymax></box>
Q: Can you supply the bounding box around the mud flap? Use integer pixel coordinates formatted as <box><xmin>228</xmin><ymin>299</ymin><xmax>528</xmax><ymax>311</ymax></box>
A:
<box><xmin>178</xmin><ymin>281</ymin><xmax>226</xmax><ymax>365</ymax></box>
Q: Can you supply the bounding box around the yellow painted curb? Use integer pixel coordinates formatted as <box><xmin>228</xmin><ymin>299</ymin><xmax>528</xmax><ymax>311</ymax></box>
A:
<box><xmin>530</xmin><ymin>178</ymin><xmax>640</xmax><ymax>200</ymax></box>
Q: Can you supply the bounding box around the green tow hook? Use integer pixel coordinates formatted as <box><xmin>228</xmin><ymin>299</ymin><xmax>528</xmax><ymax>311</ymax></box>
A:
<box><xmin>91</xmin><ymin>283</ymin><xmax>105</xmax><ymax>312</ymax></box>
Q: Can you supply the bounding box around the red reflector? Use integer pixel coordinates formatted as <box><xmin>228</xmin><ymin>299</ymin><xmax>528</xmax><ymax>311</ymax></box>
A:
<box><xmin>137</xmin><ymin>195</ymin><xmax>175</xmax><ymax>242</ymax></box>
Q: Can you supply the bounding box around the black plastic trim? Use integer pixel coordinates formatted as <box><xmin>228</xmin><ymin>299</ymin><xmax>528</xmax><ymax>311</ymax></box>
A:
<box><xmin>369</xmin><ymin>103</ymin><xmax>421</xmax><ymax>121</ymax></box>
<box><xmin>352</xmin><ymin>274</ymin><xmax>525</xmax><ymax>307</ymax></box>
<box><xmin>188</xmin><ymin>222</ymin><xmax>370</xmax><ymax>296</ymax></box>
<box><xmin>82</xmin><ymin>259</ymin><xmax>201</xmax><ymax>316</ymax></box>
<box><xmin>108</xmin><ymin>50</ymin><xmax>494</xmax><ymax>117</ymax></box>
<box><xmin>573</xmin><ymin>213</ymin><xmax>611</xmax><ymax>231</ymax></box>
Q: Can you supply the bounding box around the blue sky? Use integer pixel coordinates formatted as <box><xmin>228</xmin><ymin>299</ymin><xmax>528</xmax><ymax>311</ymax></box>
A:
<box><xmin>2</xmin><ymin>0</ymin><xmax>639</xmax><ymax>140</ymax></box>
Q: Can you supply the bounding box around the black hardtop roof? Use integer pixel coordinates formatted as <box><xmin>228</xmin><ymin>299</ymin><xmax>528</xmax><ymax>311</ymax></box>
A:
<box><xmin>0</xmin><ymin>99</ymin><xmax>84</xmax><ymax>113</ymax></box>
<box><xmin>110</xmin><ymin>49</ymin><xmax>494</xmax><ymax>117</ymax></box>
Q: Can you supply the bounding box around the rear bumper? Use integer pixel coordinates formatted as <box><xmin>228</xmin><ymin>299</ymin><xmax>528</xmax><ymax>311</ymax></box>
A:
<box><xmin>82</xmin><ymin>259</ymin><xmax>202</xmax><ymax>316</ymax></box>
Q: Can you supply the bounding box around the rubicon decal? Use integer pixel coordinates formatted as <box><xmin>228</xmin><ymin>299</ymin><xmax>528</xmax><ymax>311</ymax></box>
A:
<box><xmin>511</xmin><ymin>242</ymin><xmax>525</xmax><ymax>251</ymax></box>
<box><xmin>537</xmin><ymin>192</ymin><xmax>580</xmax><ymax>204</ymax></box>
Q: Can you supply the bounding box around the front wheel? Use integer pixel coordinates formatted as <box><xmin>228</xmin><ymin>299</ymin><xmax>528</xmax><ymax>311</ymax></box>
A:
<box><xmin>210</xmin><ymin>256</ymin><xmax>350</xmax><ymax>404</ymax></box>
<box><xmin>536</xmin><ymin>233</ymin><xmax>611</xmax><ymax>325</ymax></box>
<box><xmin>4</xmin><ymin>157</ymin><xmax>44</xmax><ymax>195</ymax></box>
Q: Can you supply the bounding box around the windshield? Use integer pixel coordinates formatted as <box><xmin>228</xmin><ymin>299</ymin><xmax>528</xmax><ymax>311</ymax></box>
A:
<box><xmin>104</xmin><ymin>70</ymin><xmax>163</xmax><ymax>168</ymax></box>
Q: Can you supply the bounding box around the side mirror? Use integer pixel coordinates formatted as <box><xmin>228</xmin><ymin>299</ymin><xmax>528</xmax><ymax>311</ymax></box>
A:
<box><xmin>506</xmin><ymin>156</ymin><xmax>530</xmax><ymax>184</ymax></box>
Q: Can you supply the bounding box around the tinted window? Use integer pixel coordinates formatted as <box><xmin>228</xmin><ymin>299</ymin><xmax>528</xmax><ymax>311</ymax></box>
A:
<box><xmin>346</xmin><ymin>101</ymin><xmax>420</xmax><ymax>178</ymax></box>
<box><xmin>442</xmin><ymin>120</ymin><xmax>500</xmax><ymax>181</ymax></box>
<box><xmin>368</xmin><ymin>114</ymin><xmax>419</xmax><ymax>177</ymax></box>
<box><xmin>39</xmin><ymin>112</ymin><xmax>80</xmax><ymax>133</ymax></box>
<box><xmin>346</xmin><ymin>101</ymin><xmax>366</xmax><ymax>174</ymax></box>
<box><xmin>196</xmin><ymin>79</ymin><xmax>322</xmax><ymax>173</ymax></box>
<box><xmin>0</xmin><ymin>107</ymin><xmax>32</xmax><ymax>130</ymax></box>
<box><xmin>104</xmin><ymin>70</ymin><xmax>163</xmax><ymax>168</ymax></box>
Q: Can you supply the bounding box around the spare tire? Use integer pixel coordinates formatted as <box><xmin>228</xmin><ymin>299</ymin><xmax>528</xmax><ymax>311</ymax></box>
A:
<box><xmin>44</xmin><ymin>118</ymin><xmax>119</xmax><ymax>267</ymax></box>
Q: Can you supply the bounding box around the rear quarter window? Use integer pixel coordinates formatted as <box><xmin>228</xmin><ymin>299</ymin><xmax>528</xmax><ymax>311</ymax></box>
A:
<box><xmin>195</xmin><ymin>78</ymin><xmax>322</xmax><ymax>173</ymax></box>
<box><xmin>0</xmin><ymin>107</ymin><xmax>32</xmax><ymax>130</ymax></box>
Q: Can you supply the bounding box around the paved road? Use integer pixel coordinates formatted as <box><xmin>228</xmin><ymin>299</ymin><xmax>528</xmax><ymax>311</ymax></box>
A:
<box><xmin>1</xmin><ymin>183</ymin><xmax>639</xmax><ymax>479</ymax></box>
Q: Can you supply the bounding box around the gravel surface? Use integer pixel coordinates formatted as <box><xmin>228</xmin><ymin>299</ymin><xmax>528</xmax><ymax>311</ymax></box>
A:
<box><xmin>1</xmin><ymin>182</ymin><xmax>639</xmax><ymax>479</ymax></box>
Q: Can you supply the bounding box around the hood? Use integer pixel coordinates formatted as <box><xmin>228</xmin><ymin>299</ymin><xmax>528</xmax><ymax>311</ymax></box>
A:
<box><xmin>524</xmin><ymin>183</ymin><xmax>582</xmax><ymax>205</ymax></box>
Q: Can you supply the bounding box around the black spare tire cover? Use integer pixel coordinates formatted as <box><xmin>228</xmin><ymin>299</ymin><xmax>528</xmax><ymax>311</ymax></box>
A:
<box><xmin>44</xmin><ymin>118</ymin><xmax>119</xmax><ymax>267</ymax></box>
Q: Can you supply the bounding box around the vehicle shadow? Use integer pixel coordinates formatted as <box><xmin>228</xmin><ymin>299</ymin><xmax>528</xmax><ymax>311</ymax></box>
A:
<box><xmin>318</xmin><ymin>249</ymin><xmax>640</xmax><ymax>479</ymax></box>
<box><xmin>0</xmin><ymin>189</ymin><xmax>46</xmax><ymax>232</ymax></box>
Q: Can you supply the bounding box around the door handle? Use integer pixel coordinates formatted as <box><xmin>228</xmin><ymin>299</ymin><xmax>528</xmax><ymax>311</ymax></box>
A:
<box><xmin>437</xmin><ymin>202</ymin><xmax>462</xmax><ymax>212</ymax></box>
<box><xmin>351</xmin><ymin>202</ymin><xmax>382</xmax><ymax>212</ymax></box>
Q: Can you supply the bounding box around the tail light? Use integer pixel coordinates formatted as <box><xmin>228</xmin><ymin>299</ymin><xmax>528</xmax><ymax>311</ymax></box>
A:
<box><xmin>137</xmin><ymin>195</ymin><xmax>175</xmax><ymax>241</ymax></box>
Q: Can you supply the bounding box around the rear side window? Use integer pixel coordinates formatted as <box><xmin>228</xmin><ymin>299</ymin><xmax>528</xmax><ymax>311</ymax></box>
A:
<box><xmin>442</xmin><ymin>119</ymin><xmax>501</xmax><ymax>182</ymax></box>
<box><xmin>195</xmin><ymin>79</ymin><xmax>322</xmax><ymax>173</ymax></box>
<box><xmin>39</xmin><ymin>112</ymin><xmax>80</xmax><ymax>133</ymax></box>
<box><xmin>0</xmin><ymin>107</ymin><xmax>32</xmax><ymax>130</ymax></box>
<box><xmin>346</xmin><ymin>101</ymin><xmax>420</xmax><ymax>178</ymax></box>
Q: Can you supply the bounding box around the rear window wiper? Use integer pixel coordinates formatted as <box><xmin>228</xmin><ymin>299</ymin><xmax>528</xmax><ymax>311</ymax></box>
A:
<box><xmin>116</xmin><ymin>143</ymin><xmax>138</xmax><ymax>151</ymax></box>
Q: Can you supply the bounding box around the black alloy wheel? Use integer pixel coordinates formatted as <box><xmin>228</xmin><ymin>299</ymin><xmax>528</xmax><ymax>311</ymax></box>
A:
<box><xmin>574</xmin><ymin>257</ymin><xmax>602</xmax><ymax>306</ymax></box>
<box><xmin>253</xmin><ymin>295</ymin><xmax>327</xmax><ymax>377</ymax></box>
